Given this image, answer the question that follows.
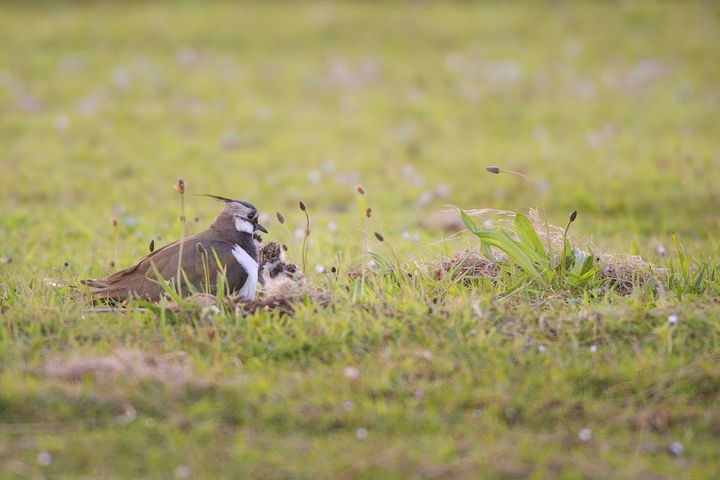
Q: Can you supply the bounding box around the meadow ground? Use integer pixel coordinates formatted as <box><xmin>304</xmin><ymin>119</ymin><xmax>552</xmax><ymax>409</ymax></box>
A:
<box><xmin>1</xmin><ymin>1</ymin><xmax>719</xmax><ymax>478</ymax></box>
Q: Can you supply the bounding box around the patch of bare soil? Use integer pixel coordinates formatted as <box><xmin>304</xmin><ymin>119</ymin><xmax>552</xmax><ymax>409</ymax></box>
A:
<box><xmin>43</xmin><ymin>348</ymin><xmax>193</xmax><ymax>386</ymax></box>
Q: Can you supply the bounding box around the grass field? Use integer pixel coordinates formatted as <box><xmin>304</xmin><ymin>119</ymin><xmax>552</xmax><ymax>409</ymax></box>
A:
<box><xmin>1</xmin><ymin>1</ymin><xmax>720</xmax><ymax>478</ymax></box>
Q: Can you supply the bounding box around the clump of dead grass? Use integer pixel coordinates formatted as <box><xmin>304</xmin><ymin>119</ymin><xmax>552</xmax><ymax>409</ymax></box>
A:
<box><xmin>164</xmin><ymin>281</ymin><xmax>331</xmax><ymax>318</ymax></box>
<box><xmin>239</xmin><ymin>279</ymin><xmax>331</xmax><ymax>315</ymax></box>
<box><xmin>434</xmin><ymin>250</ymin><xmax>499</xmax><ymax>283</ymax></box>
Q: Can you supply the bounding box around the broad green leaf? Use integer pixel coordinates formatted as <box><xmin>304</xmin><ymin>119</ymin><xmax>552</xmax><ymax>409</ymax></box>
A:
<box><xmin>473</xmin><ymin>230</ymin><xmax>542</xmax><ymax>278</ymax></box>
<box><xmin>460</xmin><ymin>210</ymin><xmax>479</xmax><ymax>234</ymax></box>
<box><xmin>514</xmin><ymin>213</ymin><xmax>545</xmax><ymax>257</ymax></box>
<box><xmin>693</xmin><ymin>265</ymin><xmax>706</xmax><ymax>292</ymax></box>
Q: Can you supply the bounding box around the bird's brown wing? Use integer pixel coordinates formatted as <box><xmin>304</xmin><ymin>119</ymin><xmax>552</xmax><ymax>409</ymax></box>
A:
<box><xmin>83</xmin><ymin>233</ymin><xmax>250</xmax><ymax>301</ymax></box>
<box><xmin>83</xmin><ymin>231</ymin><xmax>223</xmax><ymax>301</ymax></box>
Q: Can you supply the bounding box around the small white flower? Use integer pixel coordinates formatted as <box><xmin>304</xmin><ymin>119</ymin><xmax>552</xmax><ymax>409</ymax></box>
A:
<box><xmin>578</xmin><ymin>428</ymin><xmax>592</xmax><ymax>442</ymax></box>
<box><xmin>657</xmin><ymin>244</ymin><xmax>667</xmax><ymax>255</ymax></box>
<box><xmin>355</xmin><ymin>427</ymin><xmax>368</xmax><ymax>440</ymax></box>
<box><xmin>308</xmin><ymin>170</ymin><xmax>321</xmax><ymax>184</ymax></box>
<box><xmin>416</xmin><ymin>191</ymin><xmax>433</xmax><ymax>207</ymax></box>
<box><xmin>422</xmin><ymin>350</ymin><xmax>432</xmax><ymax>360</ymax></box>
<box><xmin>174</xmin><ymin>464</ymin><xmax>191</xmax><ymax>479</ymax></box>
<box><xmin>435</xmin><ymin>184</ymin><xmax>451</xmax><ymax>198</ymax></box>
<box><xmin>402</xmin><ymin>231</ymin><xmax>411</xmax><ymax>240</ymax></box>
<box><xmin>537</xmin><ymin>345</ymin><xmax>546</xmax><ymax>353</ymax></box>
<box><xmin>322</xmin><ymin>160</ymin><xmax>336</xmax><ymax>173</ymax></box>
<box><xmin>328</xmin><ymin>221</ymin><xmax>338</xmax><ymax>233</ymax></box>
<box><xmin>483</xmin><ymin>220</ymin><xmax>494</xmax><ymax>230</ymax></box>
<box><xmin>37</xmin><ymin>452</ymin><xmax>52</xmax><ymax>466</ymax></box>
<box><xmin>669</xmin><ymin>441</ymin><xmax>683</xmax><ymax>456</ymax></box>
<box><xmin>255</xmin><ymin>106</ymin><xmax>273</xmax><ymax>122</ymax></box>
<box><xmin>342</xmin><ymin>400</ymin><xmax>353</xmax><ymax>411</ymax></box>
<box><xmin>343</xmin><ymin>366</ymin><xmax>360</xmax><ymax>380</ymax></box>
<box><xmin>54</xmin><ymin>113</ymin><xmax>70</xmax><ymax>132</ymax></box>
<box><xmin>590</xmin><ymin>345</ymin><xmax>598</xmax><ymax>353</ymax></box>
<box><xmin>315</xmin><ymin>265</ymin><xmax>325</xmax><ymax>274</ymax></box>
<box><xmin>368</xmin><ymin>260</ymin><xmax>377</xmax><ymax>269</ymax></box>
<box><xmin>668</xmin><ymin>314</ymin><xmax>678</xmax><ymax>326</ymax></box>
<box><xmin>112</xmin><ymin>67</ymin><xmax>130</xmax><ymax>89</ymax></box>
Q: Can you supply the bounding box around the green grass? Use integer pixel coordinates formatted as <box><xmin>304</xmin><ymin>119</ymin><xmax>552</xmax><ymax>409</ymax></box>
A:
<box><xmin>1</xmin><ymin>1</ymin><xmax>720</xmax><ymax>478</ymax></box>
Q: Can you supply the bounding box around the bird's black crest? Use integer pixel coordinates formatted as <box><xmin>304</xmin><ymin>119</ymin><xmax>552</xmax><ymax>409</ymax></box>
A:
<box><xmin>197</xmin><ymin>194</ymin><xmax>255</xmax><ymax>210</ymax></box>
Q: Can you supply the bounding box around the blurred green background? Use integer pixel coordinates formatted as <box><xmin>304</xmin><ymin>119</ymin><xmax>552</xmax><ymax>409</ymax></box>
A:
<box><xmin>1</xmin><ymin>1</ymin><xmax>718</xmax><ymax>274</ymax></box>
<box><xmin>1</xmin><ymin>2</ymin><xmax>720</xmax><ymax>479</ymax></box>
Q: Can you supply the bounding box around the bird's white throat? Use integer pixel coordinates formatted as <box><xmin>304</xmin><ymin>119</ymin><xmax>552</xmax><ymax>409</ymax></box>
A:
<box><xmin>231</xmin><ymin>244</ymin><xmax>258</xmax><ymax>300</ymax></box>
<box><xmin>234</xmin><ymin>217</ymin><xmax>254</xmax><ymax>234</ymax></box>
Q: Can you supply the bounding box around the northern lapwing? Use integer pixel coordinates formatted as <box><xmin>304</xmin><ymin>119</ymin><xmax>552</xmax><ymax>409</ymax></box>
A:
<box><xmin>258</xmin><ymin>241</ymin><xmax>303</xmax><ymax>287</ymax></box>
<box><xmin>82</xmin><ymin>196</ymin><xmax>267</xmax><ymax>302</ymax></box>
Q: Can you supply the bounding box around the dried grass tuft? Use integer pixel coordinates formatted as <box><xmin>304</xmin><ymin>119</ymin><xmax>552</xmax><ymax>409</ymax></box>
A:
<box><xmin>240</xmin><ymin>278</ymin><xmax>331</xmax><ymax>315</ymax></box>
<box><xmin>434</xmin><ymin>250</ymin><xmax>499</xmax><ymax>282</ymax></box>
<box><xmin>594</xmin><ymin>251</ymin><xmax>660</xmax><ymax>295</ymax></box>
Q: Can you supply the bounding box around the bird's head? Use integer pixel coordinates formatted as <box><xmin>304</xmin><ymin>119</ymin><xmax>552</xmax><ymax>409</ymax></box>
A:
<box><xmin>258</xmin><ymin>241</ymin><xmax>282</xmax><ymax>265</ymax></box>
<box><xmin>201</xmin><ymin>194</ymin><xmax>268</xmax><ymax>235</ymax></box>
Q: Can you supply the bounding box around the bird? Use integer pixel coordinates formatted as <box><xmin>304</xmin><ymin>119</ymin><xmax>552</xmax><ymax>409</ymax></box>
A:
<box><xmin>258</xmin><ymin>242</ymin><xmax>303</xmax><ymax>287</ymax></box>
<box><xmin>82</xmin><ymin>195</ymin><xmax>267</xmax><ymax>302</ymax></box>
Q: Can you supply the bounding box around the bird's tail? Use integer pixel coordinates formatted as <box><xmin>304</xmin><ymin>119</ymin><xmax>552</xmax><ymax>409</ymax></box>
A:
<box><xmin>81</xmin><ymin>278</ymin><xmax>109</xmax><ymax>289</ymax></box>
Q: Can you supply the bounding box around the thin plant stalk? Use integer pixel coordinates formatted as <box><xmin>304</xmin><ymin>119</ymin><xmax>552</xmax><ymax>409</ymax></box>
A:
<box><xmin>355</xmin><ymin>185</ymin><xmax>369</xmax><ymax>302</ymax></box>
<box><xmin>299</xmin><ymin>202</ymin><xmax>309</xmax><ymax>274</ymax></box>
<box><xmin>560</xmin><ymin>210</ymin><xmax>577</xmax><ymax>275</ymax></box>
<box><xmin>375</xmin><ymin>232</ymin><xmax>402</xmax><ymax>280</ymax></box>
<box><xmin>197</xmin><ymin>243</ymin><xmax>210</xmax><ymax>294</ymax></box>
<box><xmin>111</xmin><ymin>217</ymin><xmax>118</xmax><ymax>268</ymax></box>
<box><xmin>361</xmin><ymin>215</ymin><xmax>368</xmax><ymax>295</ymax></box>
<box><xmin>488</xmin><ymin>167</ymin><xmax>555</xmax><ymax>269</ymax></box>
<box><xmin>275</xmin><ymin>212</ymin><xmax>295</xmax><ymax>263</ymax></box>
<box><xmin>175</xmin><ymin>178</ymin><xmax>186</xmax><ymax>296</ymax></box>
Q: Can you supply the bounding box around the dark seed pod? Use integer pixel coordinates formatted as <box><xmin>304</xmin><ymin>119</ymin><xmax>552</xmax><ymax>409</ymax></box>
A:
<box><xmin>282</xmin><ymin>244</ymin><xmax>288</xmax><ymax>252</ymax></box>
<box><xmin>299</xmin><ymin>201</ymin><xmax>306</xmax><ymax>211</ymax></box>
<box><xmin>149</xmin><ymin>239</ymin><xmax>155</xmax><ymax>253</ymax></box>
<box><xmin>63</xmin><ymin>262</ymin><xmax>69</xmax><ymax>268</ymax></box>
<box><xmin>174</xmin><ymin>177</ymin><xmax>185</xmax><ymax>194</ymax></box>
<box><xmin>365</xmin><ymin>208</ymin><xmax>372</xmax><ymax>218</ymax></box>
<box><xmin>569</xmin><ymin>210</ymin><xmax>578</xmax><ymax>222</ymax></box>
<box><xmin>112</xmin><ymin>217</ymin><xmax>118</xmax><ymax>227</ymax></box>
<box><xmin>374</xmin><ymin>232</ymin><xmax>384</xmax><ymax>242</ymax></box>
<box><xmin>486</xmin><ymin>166</ymin><xmax>501</xmax><ymax>174</ymax></box>
<box><xmin>276</xmin><ymin>212</ymin><xmax>285</xmax><ymax>224</ymax></box>
<box><xmin>355</xmin><ymin>184</ymin><xmax>366</xmax><ymax>195</ymax></box>
<box><xmin>331</xmin><ymin>266</ymin><xmax>337</xmax><ymax>274</ymax></box>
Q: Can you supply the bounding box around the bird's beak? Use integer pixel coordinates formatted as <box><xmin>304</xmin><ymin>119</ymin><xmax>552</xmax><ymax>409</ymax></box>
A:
<box><xmin>255</xmin><ymin>223</ymin><xmax>268</xmax><ymax>234</ymax></box>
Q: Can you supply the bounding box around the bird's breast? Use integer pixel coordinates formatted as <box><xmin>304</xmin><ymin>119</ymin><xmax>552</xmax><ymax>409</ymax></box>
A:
<box><xmin>231</xmin><ymin>244</ymin><xmax>259</xmax><ymax>300</ymax></box>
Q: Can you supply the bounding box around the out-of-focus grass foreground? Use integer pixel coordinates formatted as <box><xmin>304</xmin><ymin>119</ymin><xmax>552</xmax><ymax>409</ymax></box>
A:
<box><xmin>1</xmin><ymin>1</ymin><xmax>719</xmax><ymax>478</ymax></box>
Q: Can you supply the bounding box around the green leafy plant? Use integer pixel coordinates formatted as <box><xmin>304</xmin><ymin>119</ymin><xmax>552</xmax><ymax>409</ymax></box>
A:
<box><xmin>461</xmin><ymin>210</ymin><xmax>597</xmax><ymax>290</ymax></box>
<box><xmin>668</xmin><ymin>233</ymin><xmax>713</xmax><ymax>298</ymax></box>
